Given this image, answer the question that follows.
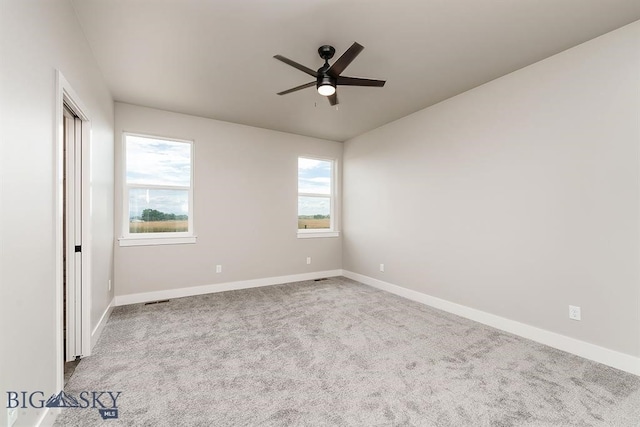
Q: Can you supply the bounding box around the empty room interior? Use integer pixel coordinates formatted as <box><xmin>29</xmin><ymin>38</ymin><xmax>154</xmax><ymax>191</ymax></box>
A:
<box><xmin>2</xmin><ymin>1</ymin><xmax>640</xmax><ymax>426</ymax></box>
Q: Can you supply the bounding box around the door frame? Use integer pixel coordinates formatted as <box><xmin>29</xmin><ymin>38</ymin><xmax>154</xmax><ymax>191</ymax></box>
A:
<box><xmin>55</xmin><ymin>70</ymin><xmax>92</xmax><ymax>391</ymax></box>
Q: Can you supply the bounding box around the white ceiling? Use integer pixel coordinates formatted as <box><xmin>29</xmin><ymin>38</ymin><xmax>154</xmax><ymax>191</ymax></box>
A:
<box><xmin>72</xmin><ymin>0</ymin><xmax>640</xmax><ymax>142</ymax></box>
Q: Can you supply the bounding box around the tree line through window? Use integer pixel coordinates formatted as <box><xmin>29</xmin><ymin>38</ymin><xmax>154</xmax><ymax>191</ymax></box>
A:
<box><xmin>124</xmin><ymin>134</ymin><xmax>193</xmax><ymax>235</ymax></box>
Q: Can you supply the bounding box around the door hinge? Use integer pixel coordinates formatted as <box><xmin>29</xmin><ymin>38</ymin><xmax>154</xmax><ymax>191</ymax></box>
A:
<box><xmin>75</xmin><ymin>245</ymin><xmax>81</xmax><ymax>253</ymax></box>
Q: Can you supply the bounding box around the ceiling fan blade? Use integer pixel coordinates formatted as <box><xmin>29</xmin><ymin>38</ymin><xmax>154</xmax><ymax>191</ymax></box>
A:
<box><xmin>337</xmin><ymin>76</ymin><xmax>386</xmax><ymax>87</ymax></box>
<box><xmin>327</xmin><ymin>42</ymin><xmax>364</xmax><ymax>77</ymax></box>
<box><xmin>328</xmin><ymin>92</ymin><xmax>338</xmax><ymax>106</ymax></box>
<box><xmin>273</xmin><ymin>55</ymin><xmax>318</xmax><ymax>77</ymax></box>
<box><xmin>277</xmin><ymin>81</ymin><xmax>316</xmax><ymax>96</ymax></box>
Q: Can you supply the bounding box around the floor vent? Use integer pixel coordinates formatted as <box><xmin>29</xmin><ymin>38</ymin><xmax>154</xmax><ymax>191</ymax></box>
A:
<box><xmin>314</xmin><ymin>278</ymin><xmax>328</xmax><ymax>282</ymax></box>
<box><xmin>144</xmin><ymin>300</ymin><xmax>170</xmax><ymax>305</ymax></box>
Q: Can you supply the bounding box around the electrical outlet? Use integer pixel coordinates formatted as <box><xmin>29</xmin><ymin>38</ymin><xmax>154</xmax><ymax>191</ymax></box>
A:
<box><xmin>216</xmin><ymin>265</ymin><xmax>222</xmax><ymax>273</ymax></box>
<box><xmin>306</xmin><ymin>257</ymin><xmax>311</xmax><ymax>265</ymax></box>
<box><xmin>569</xmin><ymin>305</ymin><xmax>581</xmax><ymax>321</ymax></box>
<box><xmin>7</xmin><ymin>408</ymin><xmax>17</xmax><ymax>427</ymax></box>
<box><xmin>108</xmin><ymin>279</ymin><xmax>112</xmax><ymax>291</ymax></box>
<box><xmin>379</xmin><ymin>264</ymin><xmax>385</xmax><ymax>272</ymax></box>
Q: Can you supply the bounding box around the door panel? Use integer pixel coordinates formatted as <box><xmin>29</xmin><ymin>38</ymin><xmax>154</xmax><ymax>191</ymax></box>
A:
<box><xmin>63</xmin><ymin>105</ymin><xmax>82</xmax><ymax>362</ymax></box>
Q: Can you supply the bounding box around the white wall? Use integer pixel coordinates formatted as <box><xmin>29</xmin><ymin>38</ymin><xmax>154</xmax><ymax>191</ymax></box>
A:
<box><xmin>114</xmin><ymin>103</ymin><xmax>342</xmax><ymax>299</ymax></box>
<box><xmin>0</xmin><ymin>1</ymin><xmax>114</xmax><ymax>425</ymax></box>
<box><xmin>343</xmin><ymin>22</ymin><xmax>640</xmax><ymax>358</ymax></box>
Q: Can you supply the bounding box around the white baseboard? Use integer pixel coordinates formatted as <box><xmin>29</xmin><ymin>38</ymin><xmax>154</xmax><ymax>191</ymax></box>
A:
<box><xmin>343</xmin><ymin>270</ymin><xmax>640</xmax><ymax>377</ymax></box>
<box><xmin>91</xmin><ymin>298</ymin><xmax>115</xmax><ymax>349</ymax></box>
<box><xmin>114</xmin><ymin>270</ymin><xmax>343</xmax><ymax>306</ymax></box>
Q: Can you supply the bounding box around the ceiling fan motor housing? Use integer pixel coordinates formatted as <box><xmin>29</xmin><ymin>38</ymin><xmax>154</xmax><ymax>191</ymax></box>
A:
<box><xmin>317</xmin><ymin>73</ymin><xmax>336</xmax><ymax>89</ymax></box>
<box><xmin>317</xmin><ymin>46</ymin><xmax>336</xmax><ymax>92</ymax></box>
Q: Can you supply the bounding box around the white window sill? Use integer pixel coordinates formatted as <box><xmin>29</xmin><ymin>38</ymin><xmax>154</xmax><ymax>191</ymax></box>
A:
<box><xmin>297</xmin><ymin>231</ymin><xmax>340</xmax><ymax>239</ymax></box>
<box><xmin>119</xmin><ymin>235</ymin><xmax>197</xmax><ymax>247</ymax></box>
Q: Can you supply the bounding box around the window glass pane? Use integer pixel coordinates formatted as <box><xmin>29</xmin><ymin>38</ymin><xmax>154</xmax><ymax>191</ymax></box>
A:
<box><xmin>298</xmin><ymin>196</ymin><xmax>330</xmax><ymax>229</ymax></box>
<box><xmin>126</xmin><ymin>135</ymin><xmax>191</xmax><ymax>186</ymax></box>
<box><xmin>298</xmin><ymin>158</ymin><xmax>331</xmax><ymax>195</ymax></box>
<box><xmin>129</xmin><ymin>188</ymin><xmax>189</xmax><ymax>233</ymax></box>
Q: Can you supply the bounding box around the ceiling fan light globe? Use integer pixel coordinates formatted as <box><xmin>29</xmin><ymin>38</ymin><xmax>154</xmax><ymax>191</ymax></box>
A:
<box><xmin>318</xmin><ymin>84</ymin><xmax>336</xmax><ymax>96</ymax></box>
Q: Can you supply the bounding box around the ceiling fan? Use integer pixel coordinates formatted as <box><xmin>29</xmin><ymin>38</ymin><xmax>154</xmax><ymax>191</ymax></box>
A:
<box><xmin>274</xmin><ymin>42</ymin><xmax>386</xmax><ymax>106</ymax></box>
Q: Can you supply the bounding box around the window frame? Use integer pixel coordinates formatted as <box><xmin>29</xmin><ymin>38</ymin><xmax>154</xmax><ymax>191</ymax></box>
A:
<box><xmin>297</xmin><ymin>155</ymin><xmax>339</xmax><ymax>239</ymax></box>
<box><xmin>119</xmin><ymin>132</ymin><xmax>196</xmax><ymax>247</ymax></box>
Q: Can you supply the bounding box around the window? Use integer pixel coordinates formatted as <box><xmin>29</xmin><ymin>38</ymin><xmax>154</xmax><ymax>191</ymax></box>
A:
<box><xmin>297</xmin><ymin>157</ymin><xmax>338</xmax><ymax>238</ymax></box>
<box><xmin>120</xmin><ymin>133</ymin><xmax>195</xmax><ymax>246</ymax></box>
